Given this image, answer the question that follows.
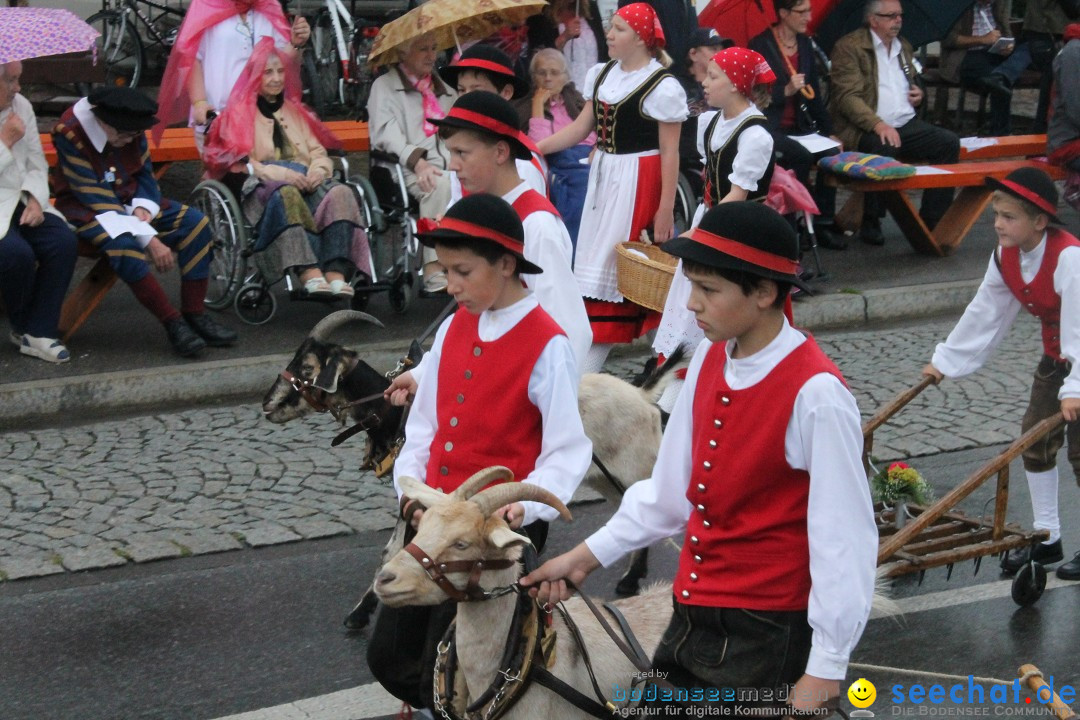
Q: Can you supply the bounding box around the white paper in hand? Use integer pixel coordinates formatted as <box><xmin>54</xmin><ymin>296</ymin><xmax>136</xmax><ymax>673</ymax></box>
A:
<box><xmin>95</xmin><ymin>211</ymin><xmax>157</xmax><ymax>240</ymax></box>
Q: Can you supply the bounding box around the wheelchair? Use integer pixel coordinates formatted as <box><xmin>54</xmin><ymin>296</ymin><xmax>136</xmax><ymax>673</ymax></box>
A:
<box><xmin>190</xmin><ymin>151</ymin><xmax>422</xmax><ymax>325</ymax></box>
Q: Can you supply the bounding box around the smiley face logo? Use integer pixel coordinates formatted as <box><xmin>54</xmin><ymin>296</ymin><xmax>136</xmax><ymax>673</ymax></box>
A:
<box><xmin>848</xmin><ymin>678</ymin><xmax>876</xmax><ymax>708</ymax></box>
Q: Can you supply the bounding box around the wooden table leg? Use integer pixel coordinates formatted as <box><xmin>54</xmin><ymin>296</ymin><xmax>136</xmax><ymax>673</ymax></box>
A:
<box><xmin>59</xmin><ymin>255</ymin><xmax>118</xmax><ymax>343</ymax></box>
<box><xmin>881</xmin><ymin>190</ymin><xmax>945</xmax><ymax>256</ymax></box>
<box><xmin>834</xmin><ymin>190</ymin><xmax>864</xmax><ymax>233</ymax></box>
<box><xmin>926</xmin><ymin>186</ymin><xmax>993</xmax><ymax>254</ymax></box>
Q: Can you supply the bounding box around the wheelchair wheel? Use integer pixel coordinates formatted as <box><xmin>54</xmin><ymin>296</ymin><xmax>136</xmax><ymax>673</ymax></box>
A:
<box><xmin>234</xmin><ymin>282</ymin><xmax>277</xmax><ymax>325</ymax></box>
<box><xmin>673</xmin><ymin>172</ymin><xmax>698</xmax><ymax>235</ymax></box>
<box><xmin>388</xmin><ymin>273</ymin><xmax>413</xmax><ymax>314</ymax></box>
<box><xmin>190</xmin><ymin>179</ymin><xmax>247</xmax><ymax>311</ymax></box>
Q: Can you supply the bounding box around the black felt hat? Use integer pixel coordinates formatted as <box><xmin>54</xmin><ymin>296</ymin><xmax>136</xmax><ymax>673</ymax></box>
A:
<box><xmin>430</xmin><ymin>91</ymin><xmax>533</xmax><ymax>160</ymax></box>
<box><xmin>985</xmin><ymin>167</ymin><xmax>1063</xmax><ymax>225</ymax></box>
<box><xmin>440</xmin><ymin>44</ymin><xmax>531</xmax><ymax>99</ymax></box>
<box><xmin>87</xmin><ymin>86</ymin><xmax>159</xmax><ymax>132</ymax></box>
<box><xmin>416</xmin><ymin>193</ymin><xmax>543</xmax><ymax>275</ymax></box>
<box><xmin>663</xmin><ymin>201</ymin><xmax>809</xmax><ymax>292</ymax></box>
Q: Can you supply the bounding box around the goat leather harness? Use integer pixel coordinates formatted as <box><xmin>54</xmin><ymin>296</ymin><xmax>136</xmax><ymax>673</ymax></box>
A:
<box><xmin>408</xmin><ymin>540</ymin><xmax>661</xmax><ymax>720</ymax></box>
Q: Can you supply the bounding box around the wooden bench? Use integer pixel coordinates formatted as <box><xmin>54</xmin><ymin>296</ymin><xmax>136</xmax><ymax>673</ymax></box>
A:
<box><xmin>828</xmin><ymin>159</ymin><xmax>1066</xmax><ymax>257</ymax></box>
<box><xmin>44</xmin><ymin>121</ymin><xmax>370</xmax><ymax>342</ymax></box>
<box><xmin>958</xmin><ymin>134</ymin><xmax>1046</xmax><ymax>161</ymax></box>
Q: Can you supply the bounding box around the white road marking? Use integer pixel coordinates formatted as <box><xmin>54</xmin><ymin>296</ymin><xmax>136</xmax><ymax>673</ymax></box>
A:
<box><xmin>211</xmin><ymin>575</ymin><xmax>1080</xmax><ymax>719</ymax></box>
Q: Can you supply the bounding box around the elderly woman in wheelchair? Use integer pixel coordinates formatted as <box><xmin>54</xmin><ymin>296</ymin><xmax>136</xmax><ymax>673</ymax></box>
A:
<box><xmin>204</xmin><ymin>37</ymin><xmax>370</xmax><ymax>301</ymax></box>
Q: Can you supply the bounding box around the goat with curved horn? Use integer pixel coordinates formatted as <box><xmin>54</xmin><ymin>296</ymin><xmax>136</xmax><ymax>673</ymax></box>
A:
<box><xmin>470</xmin><ymin>482</ymin><xmax>572</xmax><ymax>522</ymax></box>
<box><xmin>451</xmin><ymin>466</ymin><xmax>515</xmax><ymax>502</ymax></box>
<box><xmin>309</xmin><ymin>310</ymin><xmax>385</xmax><ymax>341</ymax></box>
<box><xmin>398</xmin><ymin>477</ymin><xmax>453</xmax><ymax>510</ymax></box>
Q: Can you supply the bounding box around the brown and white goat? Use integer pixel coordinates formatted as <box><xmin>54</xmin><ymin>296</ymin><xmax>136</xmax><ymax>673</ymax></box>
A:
<box><xmin>375</xmin><ymin>468</ymin><xmax>675</xmax><ymax>720</ymax></box>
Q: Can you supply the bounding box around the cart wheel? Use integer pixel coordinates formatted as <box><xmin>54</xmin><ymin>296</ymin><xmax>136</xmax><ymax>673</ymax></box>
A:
<box><xmin>234</xmin><ymin>283</ymin><xmax>277</xmax><ymax>325</ymax></box>
<box><xmin>388</xmin><ymin>273</ymin><xmax>414</xmax><ymax>314</ymax></box>
<box><xmin>1011</xmin><ymin>561</ymin><xmax>1047</xmax><ymax>607</ymax></box>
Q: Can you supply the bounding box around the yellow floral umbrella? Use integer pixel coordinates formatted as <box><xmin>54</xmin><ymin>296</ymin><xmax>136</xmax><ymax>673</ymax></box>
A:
<box><xmin>368</xmin><ymin>0</ymin><xmax>548</xmax><ymax>67</ymax></box>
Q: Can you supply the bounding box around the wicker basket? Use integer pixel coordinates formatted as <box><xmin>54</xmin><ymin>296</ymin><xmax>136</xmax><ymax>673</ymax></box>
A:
<box><xmin>615</xmin><ymin>242</ymin><xmax>678</xmax><ymax>312</ymax></box>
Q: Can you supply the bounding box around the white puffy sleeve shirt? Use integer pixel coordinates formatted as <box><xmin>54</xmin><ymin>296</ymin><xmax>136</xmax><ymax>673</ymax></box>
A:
<box><xmin>393</xmin><ymin>294</ymin><xmax>593</xmax><ymax>525</ymax></box>
<box><xmin>932</xmin><ymin>236</ymin><xmax>1080</xmax><ymax>399</ymax></box>
<box><xmin>586</xmin><ymin>322</ymin><xmax>878</xmax><ymax>680</ymax></box>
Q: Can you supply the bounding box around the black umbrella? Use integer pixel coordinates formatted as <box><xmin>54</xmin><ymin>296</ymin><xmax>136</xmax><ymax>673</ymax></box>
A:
<box><xmin>811</xmin><ymin>0</ymin><xmax>977</xmax><ymax>54</ymax></box>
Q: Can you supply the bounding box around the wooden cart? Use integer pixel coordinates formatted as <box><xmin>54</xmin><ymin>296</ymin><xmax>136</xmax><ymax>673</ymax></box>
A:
<box><xmin>862</xmin><ymin>377</ymin><xmax>1063</xmax><ymax>606</ymax></box>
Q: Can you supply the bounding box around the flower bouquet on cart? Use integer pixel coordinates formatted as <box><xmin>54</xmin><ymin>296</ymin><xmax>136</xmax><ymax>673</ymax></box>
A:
<box><xmin>871</xmin><ymin>461</ymin><xmax>934</xmax><ymax>529</ymax></box>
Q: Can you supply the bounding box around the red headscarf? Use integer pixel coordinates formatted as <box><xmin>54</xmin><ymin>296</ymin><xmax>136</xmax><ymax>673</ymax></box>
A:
<box><xmin>711</xmin><ymin>47</ymin><xmax>776</xmax><ymax>99</ymax></box>
<box><xmin>202</xmin><ymin>37</ymin><xmax>341</xmax><ymax>179</ymax></box>
<box><xmin>153</xmin><ymin>0</ymin><xmax>292</xmax><ymax>142</ymax></box>
<box><xmin>1066</xmin><ymin>23</ymin><xmax>1080</xmax><ymax>43</ymax></box>
<box><xmin>614</xmin><ymin>3</ymin><xmax>665</xmax><ymax>50</ymax></box>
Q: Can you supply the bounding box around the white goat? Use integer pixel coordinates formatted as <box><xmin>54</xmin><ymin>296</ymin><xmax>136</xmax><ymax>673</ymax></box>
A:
<box><xmin>375</xmin><ymin>468</ymin><xmax>675</xmax><ymax>719</ymax></box>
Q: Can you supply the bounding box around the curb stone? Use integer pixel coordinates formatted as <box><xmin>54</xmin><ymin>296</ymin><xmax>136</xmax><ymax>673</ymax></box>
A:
<box><xmin>0</xmin><ymin>282</ymin><xmax>980</xmax><ymax>428</ymax></box>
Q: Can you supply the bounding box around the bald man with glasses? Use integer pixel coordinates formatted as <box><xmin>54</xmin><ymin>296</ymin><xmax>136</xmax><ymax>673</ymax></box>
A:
<box><xmin>828</xmin><ymin>0</ymin><xmax>960</xmax><ymax>246</ymax></box>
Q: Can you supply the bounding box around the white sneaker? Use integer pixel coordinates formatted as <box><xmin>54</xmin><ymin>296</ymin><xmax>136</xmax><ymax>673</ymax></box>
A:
<box><xmin>20</xmin><ymin>335</ymin><xmax>70</xmax><ymax>363</ymax></box>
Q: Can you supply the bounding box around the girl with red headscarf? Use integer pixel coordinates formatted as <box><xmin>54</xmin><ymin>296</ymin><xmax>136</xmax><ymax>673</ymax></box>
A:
<box><xmin>153</xmin><ymin>0</ymin><xmax>310</xmax><ymax>149</ymax></box>
<box><xmin>654</xmin><ymin>47</ymin><xmax>778</xmax><ymax>407</ymax></box>
<box><xmin>204</xmin><ymin>38</ymin><xmax>369</xmax><ymax>299</ymax></box>
<box><xmin>537</xmin><ymin>2</ymin><xmax>688</xmax><ymax>374</ymax></box>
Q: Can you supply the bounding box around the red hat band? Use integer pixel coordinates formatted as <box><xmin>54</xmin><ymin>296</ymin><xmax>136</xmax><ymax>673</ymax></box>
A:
<box><xmin>997</xmin><ymin>178</ymin><xmax>1058</xmax><ymax>217</ymax></box>
<box><xmin>446</xmin><ymin>106</ymin><xmax>526</xmax><ymax>146</ymax></box>
<box><xmin>452</xmin><ymin>57</ymin><xmax>516</xmax><ymax>78</ymax></box>
<box><xmin>689</xmin><ymin>228</ymin><xmax>798</xmax><ymax>274</ymax></box>
<box><xmin>436</xmin><ymin>217</ymin><xmax>525</xmax><ymax>256</ymax></box>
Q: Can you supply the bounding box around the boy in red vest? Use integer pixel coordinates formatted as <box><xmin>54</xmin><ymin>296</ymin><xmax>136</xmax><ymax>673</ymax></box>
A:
<box><xmin>384</xmin><ymin>91</ymin><xmax>590</xmax><ymax>408</ymax></box>
<box><xmin>522</xmin><ymin>202</ymin><xmax>877</xmax><ymax>717</ymax></box>
<box><xmin>923</xmin><ymin>167</ymin><xmax>1080</xmax><ymax>580</ymax></box>
<box><xmin>367</xmin><ymin>193</ymin><xmax>592</xmax><ymax>711</ymax></box>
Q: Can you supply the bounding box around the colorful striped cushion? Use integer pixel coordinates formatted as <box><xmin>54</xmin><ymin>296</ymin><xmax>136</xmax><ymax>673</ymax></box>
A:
<box><xmin>817</xmin><ymin>151</ymin><xmax>917</xmax><ymax>181</ymax></box>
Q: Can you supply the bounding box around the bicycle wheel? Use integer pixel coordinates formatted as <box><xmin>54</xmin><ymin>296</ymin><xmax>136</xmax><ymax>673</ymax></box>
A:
<box><xmin>311</xmin><ymin>10</ymin><xmax>343</xmax><ymax>111</ymax></box>
<box><xmin>300</xmin><ymin>46</ymin><xmax>329</xmax><ymax>118</ymax></box>
<box><xmin>87</xmin><ymin>10</ymin><xmax>144</xmax><ymax>88</ymax></box>
<box><xmin>189</xmin><ymin>179</ymin><xmax>248</xmax><ymax>310</ymax></box>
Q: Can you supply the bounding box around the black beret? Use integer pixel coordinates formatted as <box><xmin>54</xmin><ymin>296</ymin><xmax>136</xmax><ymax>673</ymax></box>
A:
<box><xmin>439</xmin><ymin>43</ymin><xmax>530</xmax><ymax>99</ymax></box>
<box><xmin>662</xmin><ymin>201</ymin><xmax>808</xmax><ymax>291</ymax></box>
<box><xmin>430</xmin><ymin>91</ymin><xmax>532</xmax><ymax>160</ymax></box>
<box><xmin>985</xmin><ymin>167</ymin><xmax>1063</xmax><ymax>225</ymax></box>
<box><xmin>88</xmin><ymin>87</ymin><xmax>159</xmax><ymax>132</ymax></box>
<box><xmin>416</xmin><ymin>193</ymin><xmax>543</xmax><ymax>275</ymax></box>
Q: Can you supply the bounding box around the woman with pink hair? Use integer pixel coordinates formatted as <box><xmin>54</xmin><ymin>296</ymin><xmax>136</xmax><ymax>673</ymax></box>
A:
<box><xmin>204</xmin><ymin>38</ymin><xmax>369</xmax><ymax>299</ymax></box>
<box><xmin>153</xmin><ymin>0</ymin><xmax>309</xmax><ymax>150</ymax></box>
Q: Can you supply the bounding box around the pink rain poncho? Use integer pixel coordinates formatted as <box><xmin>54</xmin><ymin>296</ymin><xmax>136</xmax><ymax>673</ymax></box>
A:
<box><xmin>153</xmin><ymin>0</ymin><xmax>292</xmax><ymax>142</ymax></box>
<box><xmin>202</xmin><ymin>36</ymin><xmax>341</xmax><ymax>179</ymax></box>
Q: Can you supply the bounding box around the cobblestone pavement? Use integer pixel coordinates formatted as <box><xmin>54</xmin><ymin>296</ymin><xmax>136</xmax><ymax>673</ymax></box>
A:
<box><xmin>0</xmin><ymin>315</ymin><xmax>1043</xmax><ymax>580</ymax></box>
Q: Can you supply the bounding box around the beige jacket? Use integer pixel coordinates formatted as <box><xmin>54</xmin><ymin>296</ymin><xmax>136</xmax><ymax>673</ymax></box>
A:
<box><xmin>828</xmin><ymin>27</ymin><xmax>921</xmax><ymax>151</ymax></box>
<box><xmin>367</xmin><ymin>66</ymin><xmax>456</xmax><ymax>171</ymax></box>
<box><xmin>250</xmin><ymin>103</ymin><xmax>334</xmax><ymax>181</ymax></box>
<box><xmin>0</xmin><ymin>94</ymin><xmax>64</xmax><ymax>238</ymax></box>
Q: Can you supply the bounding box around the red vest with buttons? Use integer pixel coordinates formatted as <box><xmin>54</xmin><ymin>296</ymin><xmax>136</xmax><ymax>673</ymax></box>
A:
<box><xmin>998</xmin><ymin>228</ymin><xmax>1080</xmax><ymax>362</ymax></box>
<box><xmin>675</xmin><ymin>337</ymin><xmax>845</xmax><ymax>611</ymax></box>
<box><xmin>426</xmin><ymin>305</ymin><xmax>565</xmax><ymax>493</ymax></box>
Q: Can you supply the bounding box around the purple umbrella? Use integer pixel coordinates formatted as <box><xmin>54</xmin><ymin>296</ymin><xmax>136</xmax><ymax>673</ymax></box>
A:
<box><xmin>0</xmin><ymin>7</ymin><xmax>100</xmax><ymax>65</ymax></box>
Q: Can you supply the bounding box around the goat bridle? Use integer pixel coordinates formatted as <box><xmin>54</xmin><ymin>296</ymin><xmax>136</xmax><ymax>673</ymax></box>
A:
<box><xmin>403</xmin><ymin>542</ymin><xmax>519</xmax><ymax>602</ymax></box>
<box><xmin>280</xmin><ymin>369</ymin><xmax>385</xmax><ymax>424</ymax></box>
